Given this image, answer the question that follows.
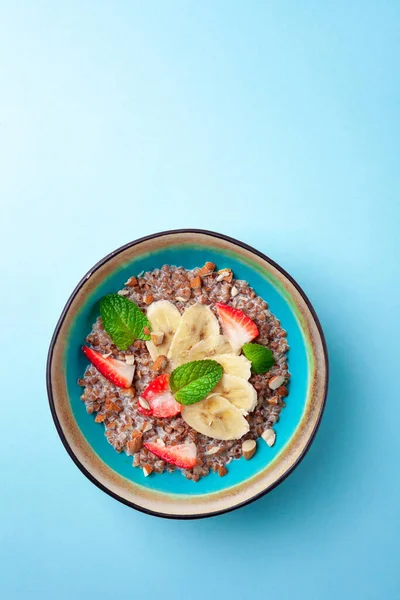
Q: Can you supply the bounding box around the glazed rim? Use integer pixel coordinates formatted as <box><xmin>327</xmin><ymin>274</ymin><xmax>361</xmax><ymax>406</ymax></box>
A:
<box><xmin>47</xmin><ymin>229</ymin><xmax>328</xmax><ymax>519</ymax></box>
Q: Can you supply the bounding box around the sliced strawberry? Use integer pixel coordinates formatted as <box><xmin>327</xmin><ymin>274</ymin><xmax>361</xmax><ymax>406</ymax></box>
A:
<box><xmin>137</xmin><ymin>374</ymin><xmax>181</xmax><ymax>418</ymax></box>
<box><xmin>144</xmin><ymin>441</ymin><xmax>197</xmax><ymax>469</ymax></box>
<box><xmin>215</xmin><ymin>302</ymin><xmax>259</xmax><ymax>350</ymax></box>
<box><xmin>82</xmin><ymin>346</ymin><xmax>135</xmax><ymax>389</ymax></box>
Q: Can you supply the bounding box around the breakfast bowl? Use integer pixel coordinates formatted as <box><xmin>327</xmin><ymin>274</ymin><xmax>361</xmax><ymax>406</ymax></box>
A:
<box><xmin>46</xmin><ymin>229</ymin><xmax>328</xmax><ymax>519</ymax></box>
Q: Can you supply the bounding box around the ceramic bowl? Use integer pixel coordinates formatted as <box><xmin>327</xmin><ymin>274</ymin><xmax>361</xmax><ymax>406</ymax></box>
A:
<box><xmin>47</xmin><ymin>229</ymin><xmax>328</xmax><ymax>519</ymax></box>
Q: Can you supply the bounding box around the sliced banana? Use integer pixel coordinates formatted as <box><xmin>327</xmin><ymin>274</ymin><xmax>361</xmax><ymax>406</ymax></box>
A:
<box><xmin>212</xmin><ymin>374</ymin><xmax>257</xmax><ymax>414</ymax></box>
<box><xmin>186</xmin><ymin>334</ymin><xmax>238</xmax><ymax>362</ymax></box>
<box><xmin>212</xmin><ymin>354</ymin><xmax>251</xmax><ymax>380</ymax></box>
<box><xmin>145</xmin><ymin>300</ymin><xmax>181</xmax><ymax>360</ymax></box>
<box><xmin>181</xmin><ymin>395</ymin><xmax>249</xmax><ymax>440</ymax></box>
<box><xmin>168</xmin><ymin>304</ymin><xmax>220</xmax><ymax>367</ymax></box>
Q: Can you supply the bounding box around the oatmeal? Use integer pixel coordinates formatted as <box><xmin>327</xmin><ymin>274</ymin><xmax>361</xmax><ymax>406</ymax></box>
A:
<box><xmin>79</xmin><ymin>263</ymin><xmax>290</xmax><ymax>481</ymax></box>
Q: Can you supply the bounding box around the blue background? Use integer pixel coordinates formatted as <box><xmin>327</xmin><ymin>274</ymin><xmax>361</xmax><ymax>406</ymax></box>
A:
<box><xmin>1</xmin><ymin>2</ymin><xmax>399</xmax><ymax>599</ymax></box>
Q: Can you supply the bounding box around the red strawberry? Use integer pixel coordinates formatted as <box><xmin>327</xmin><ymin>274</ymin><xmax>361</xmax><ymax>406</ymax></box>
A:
<box><xmin>215</xmin><ymin>302</ymin><xmax>259</xmax><ymax>350</ymax></box>
<box><xmin>137</xmin><ymin>374</ymin><xmax>181</xmax><ymax>418</ymax></box>
<box><xmin>82</xmin><ymin>346</ymin><xmax>135</xmax><ymax>389</ymax></box>
<box><xmin>144</xmin><ymin>441</ymin><xmax>197</xmax><ymax>469</ymax></box>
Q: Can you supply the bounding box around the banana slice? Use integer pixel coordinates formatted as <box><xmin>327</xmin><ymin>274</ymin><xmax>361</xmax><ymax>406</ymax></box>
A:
<box><xmin>212</xmin><ymin>374</ymin><xmax>257</xmax><ymax>414</ymax></box>
<box><xmin>212</xmin><ymin>354</ymin><xmax>251</xmax><ymax>380</ymax></box>
<box><xmin>186</xmin><ymin>334</ymin><xmax>238</xmax><ymax>362</ymax></box>
<box><xmin>181</xmin><ymin>395</ymin><xmax>249</xmax><ymax>440</ymax></box>
<box><xmin>145</xmin><ymin>300</ymin><xmax>182</xmax><ymax>360</ymax></box>
<box><xmin>168</xmin><ymin>304</ymin><xmax>220</xmax><ymax>367</ymax></box>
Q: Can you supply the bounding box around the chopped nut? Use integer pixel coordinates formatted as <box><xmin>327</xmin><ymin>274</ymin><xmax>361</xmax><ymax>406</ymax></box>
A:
<box><xmin>262</xmin><ymin>428</ymin><xmax>276</xmax><ymax>447</ymax></box>
<box><xmin>198</xmin><ymin>261</ymin><xmax>216</xmax><ymax>277</ymax></box>
<box><xmin>231</xmin><ymin>285</ymin><xmax>239</xmax><ymax>297</ymax></box>
<box><xmin>152</xmin><ymin>355</ymin><xmax>168</xmax><ymax>372</ymax></box>
<box><xmin>190</xmin><ymin>275</ymin><xmax>202</xmax><ymax>289</ymax></box>
<box><xmin>175</xmin><ymin>288</ymin><xmax>191</xmax><ymax>302</ymax></box>
<box><xmin>94</xmin><ymin>414</ymin><xmax>106</xmax><ymax>423</ymax></box>
<box><xmin>267</xmin><ymin>395</ymin><xmax>280</xmax><ymax>405</ymax></box>
<box><xmin>143</xmin><ymin>326</ymin><xmax>151</xmax><ymax>335</ymax></box>
<box><xmin>151</xmin><ymin>331</ymin><xmax>164</xmax><ymax>346</ymax></box>
<box><xmin>124</xmin><ymin>355</ymin><xmax>135</xmax><ymax>366</ymax></box>
<box><xmin>120</xmin><ymin>386</ymin><xmax>136</xmax><ymax>398</ymax></box>
<box><xmin>242</xmin><ymin>439</ymin><xmax>257</xmax><ymax>460</ymax></box>
<box><xmin>117</xmin><ymin>289</ymin><xmax>130</xmax><ymax>296</ymax></box>
<box><xmin>143</xmin><ymin>464</ymin><xmax>153</xmax><ymax>477</ymax></box>
<box><xmin>276</xmin><ymin>385</ymin><xmax>289</xmax><ymax>397</ymax></box>
<box><xmin>176</xmin><ymin>295</ymin><xmax>189</xmax><ymax>303</ymax></box>
<box><xmin>144</xmin><ymin>294</ymin><xmax>154</xmax><ymax>305</ymax></box>
<box><xmin>218</xmin><ymin>465</ymin><xmax>228</xmax><ymax>477</ymax></box>
<box><xmin>216</xmin><ymin>268</ymin><xmax>233</xmax><ymax>283</ymax></box>
<box><xmin>125</xmin><ymin>276</ymin><xmax>138</xmax><ymax>287</ymax></box>
<box><xmin>204</xmin><ymin>446</ymin><xmax>220</xmax><ymax>456</ymax></box>
<box><xmin>138</xmin><ymin>397</ymin><xmax>151</xmax><ymax>411</ymax></box>
<box><xmin>102</xmin><ymin>352</ymin><xmax>112</xmax><ymax>358</ymax></box>
<box><xmin>156</xmin><ymin>438</ymin><xmax>165</xmax><ymax>447</ymax></box>
<box><xmin>268</xmin><ymin>375</ymin><xmax>285</xmax><ymax>390</ymax></box>
<box><xmin>142</xmin><ymin>422</ymin><xmax>153</xmax><ymax>433</ymax></box>
<box><xmin>127</xmin><ymin>431</ymin><xmax>143</xmax><ymax>454</ymax></box>
<box><xmin>105</xmin><ymin>398</ymin><xmax>122</xmax><ymax>412</ymax></box>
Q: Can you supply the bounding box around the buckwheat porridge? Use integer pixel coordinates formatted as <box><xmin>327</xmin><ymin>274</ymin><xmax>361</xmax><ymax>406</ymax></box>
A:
<box><xmin>79</xmin><ymin>262</ymin><xmax>290</xmax><ymax>481</ymax></box>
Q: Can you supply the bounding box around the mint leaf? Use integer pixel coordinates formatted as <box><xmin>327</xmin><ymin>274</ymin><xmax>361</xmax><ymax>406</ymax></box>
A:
<box><xmin>170</xmin><ymin>360</ymin><xmax>223</xmax><ymax>406</ymax></box>
<box><xmin>100</xmin><ymin>294</ymin><xmax>151</xmax><ymax>350</ymax></box>
<box><xmin>242</xmin><ymin>343</ymin><xmax>275</xmax><ymax>374</ymax></box>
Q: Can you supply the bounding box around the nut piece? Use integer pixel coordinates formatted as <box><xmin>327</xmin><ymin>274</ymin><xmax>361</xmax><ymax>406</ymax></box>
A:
<box><xmin>242</xmin><ymin>439</ymin><xmax>257</xmax><ymax>460</ymax></box>
<box><xmin>142</xmin><ymin>422</ymin><xmax>153</xmax><ymax>433</ymax></box>
<box><xmin>277</xmin><ymin>385</ymin><xmax>289</xmax><ymax>397</ymax></box>
<box><xmin>198</xmin><ymin>261</ymin><xmax>216</xmax><ymax>277</ymax></box>
<box><xmin>268</xmin><ymin>375</ymin><xmax>285</xmax><ymax>390</ymax></box>
<box><xmin>124</xmin><ymin>354</ymin><xmax>135</xmax><ymax>366</ymax></box>
<box><xmin>231</xmin><ymin>285</ymin><xmax>239</xmax><ymax>297</ymax></box>
<box><xmin>117</xmin><ymin>289</ymin><xmax>130</xmax><ymax>296</ymax></box>
<box><xmin>218</xmin><ymin>465</ymin><xmax>228</xmax><ymax>477</ymax></box>
<box><xmin>175</xmin><ymin>295</ymin><xmax>189</xmax><ymax>303</ymax></box>
<box><xmin>120</xmin><ymin>386</ymin><xmax>136</xmax><ymax>398</ymax></box>
<box><xmin>262</xmin><ymin>428</ymin><xmax>276</xmax><ymax>447</ymax></box>
<box><xmin>152</xmin><ymin>355</ymin><xmax>168</xmax><ymax>372</ymax></box>
<box><xmin>190</xmin><ymin>275</ymin><xmax>202</xmax><ymax>289</ymax></box>
<box><xmin>175</xmin><ymin>287</ymin><xmax>191</xmax><ymax>303</ymax></box>
<box><xmin>204</xmin><ymin>446</ymin><xmax>220</xmax><ymax>456</ymax></box>
<box><xmin>143</xmin><ymin>464</ymin><xmax>153</xmax><ymax>477</ymax></box>
<box><xmin>143</xmin><ymin>326</ymin><xmax>151</xmax><ymax>336</ymax></box>
<box><xmin>151</xmin><ymin>331</ymin><xmax>165</xmax><ymax>346</ymax></box>
<box><xmin>105</xmin><ymin>398</ymin><xmax>122</xmax><ymax>412</ymax></box>
<box><xmin>216</xmin><ymin>268</ymin><xmax>233</xmax><ymax>283</ymax></box>
<box><xmin>144</xmin><ymin>294</ymin><xmax>154</xmax><ymax>305</ymax></box>
<box><xmin>125</xmin><ymin>276</ymin><xmax>138</xmax><ymax>287</ymax></box>
<box><xmin>138</xmin><ymin>397</ymin><xmax>151</xmax><ymax>411</ymax></box>
<box><xmin>267</xmin><ymin>395</ymin><xmax>280</xmax><ymax>405</ymax></box>
<box><xmin>94</xmin><ymin>414</ymin><xmax>106</xmax><ymax>423</ymax></box>
<box><xmin>127</xmin><ymin>431</ymin><xmax>143</xmax><ymax>454</ymax></box>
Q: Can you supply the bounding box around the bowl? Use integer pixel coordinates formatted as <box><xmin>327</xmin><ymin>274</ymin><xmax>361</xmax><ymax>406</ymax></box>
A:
<box><xmin>47</xmin><ymin>229</ymin><xmax>328</xmax><ymax>519</ymax></box>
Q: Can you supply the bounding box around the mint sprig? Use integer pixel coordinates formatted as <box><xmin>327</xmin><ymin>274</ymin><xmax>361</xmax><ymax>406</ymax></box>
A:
<box><xmin>242</xmin><ymin>343</ymin><xmax>275</xmax><ymax>374</ymax></box>
<box><xmin>100</xmin><ymin>294</ymin><xmax>151</xmax><ymax>350</ymax></box>
<box><xmin>170</xmin><ymin>360</ymin><xmax>223</xmax><ymax>406</ymax></box>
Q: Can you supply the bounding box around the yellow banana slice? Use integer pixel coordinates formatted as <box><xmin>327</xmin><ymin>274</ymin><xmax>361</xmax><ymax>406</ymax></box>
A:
<box><xmin>212</xmin><ymin>374</ymin><xmax>257</xmax><ymax>414</ymax></box>
<box><xmin>181</xmin><ymin>395</ymin><xmax>250</xmax><ymax>440</ymax></box>
<box><xmin>145</xmin><ymin>300</ymin><xmax>181</xmax><ymax>360</ymax></box>
<box><xmin>168</xmin><ymin>304</ymin><xmax>220</xmax><ymax>367</ymax></box>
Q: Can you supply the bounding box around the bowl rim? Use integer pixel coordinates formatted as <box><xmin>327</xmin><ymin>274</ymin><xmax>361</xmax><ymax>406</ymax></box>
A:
<box><xmin>46</xmin><ymin>228</ymin><xmax>329</xmax><ymax>519</ymax></box>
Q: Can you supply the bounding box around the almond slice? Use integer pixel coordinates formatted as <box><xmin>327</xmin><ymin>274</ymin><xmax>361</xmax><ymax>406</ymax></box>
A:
<box><xmin>262</xmin><ymin>428</ymin><xmax>276</xmax><ymax>447</ymax></box>
<box><xmin>117</xmin><ymin>289</ymin><xmax>130</xmax><ymax>296</ymax></box>
<box><xmin>143</xmin><ymin>464</ymin><xmax>153</xmax><ymax>477</ymax></box>
<box><xmin>138</xmin><ymin>397</ymin><xmax>151</xmax><ymax>411</ymax></box>
<box><xmin>152</xmin><ymin>355</ymin><xmax>168</xmax><ymax>372</ymax></box>
<box><xmin>242</xmin><ymin>439</ymin><xmax>256</xmax><ymax>460</ymax></box>
<box><xmin>267</xmin><ymin>395</ymin><xmax>280</xmax><ymax>405</ymax></box>
<box><xmin>124</xmin><ymin>355</ymin><xmax>135</xmax><ymax>366</ymax></box>
<box><xmin>144</xmin><ymin>294</ymin><xmax>154</xmax><ymax>305</ymax></box>
<box><xmin>150</xmin><ymin>331</ymin><xmax>165</xmax><ymax>346</ymax></box>
<box><xmin>125</xmin><ymin>276</ymin><xmax>138</xmax><ymax>287</ymax></box>
<box><xmin>142</xmin><ymin>422</ymin><xmax>153</xmax><ymax>433</ymax></box>
<box><xmin>231</xmin><ymin>285</ymin><xmax>239</xmax><ymax>297</ymax></box>
<box><xmin>204</xmin><ymin>446</ymin><xmax>220</xmax><ymax>456</ymax></box>
<box><xmin>190</xmin><ymin>275</ymin><xmax>202</xmax><ymax>289</ymax></box>
<box><xmin>198</xmin><ymin>261</ymin><xmax>216</xmax><ymax>277</ymax></box>
<box><xmin>268</xmin><ymin>375</ymin><xmax>285</xmax><ymax>390</ymax></box>
<box><xmin>216</xmin><ymin>268</ymin><xmax>233</xmax><ymax>283</ymax></box>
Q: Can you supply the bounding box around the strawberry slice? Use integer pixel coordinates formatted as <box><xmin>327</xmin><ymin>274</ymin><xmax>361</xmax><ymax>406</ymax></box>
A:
<box><xmin>82</xmin><ymin>346</ymin><xmax>135</xmax><ymax>389</ymax></box>
<box><xmin>215</xmin><ymin>302</ymin><xmax>259</xmax><ymax>350</ymax></box>
<box><xmin>137</xmin><ymin>374</ymin><xmax>181</xmax><ymax>418</ymax></box>
<box><xmin>144</xmin><ymin>441</ymin><xmax>197</xmax><ymax>469</ymax></box>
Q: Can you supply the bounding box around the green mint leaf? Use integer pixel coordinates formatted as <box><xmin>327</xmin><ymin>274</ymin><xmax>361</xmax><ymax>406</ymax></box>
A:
<box><xmin>100</xmin><ymin>294</ymin><xmax>151</xmax><ymax>350</ymax></box>
<box><xmin>242</xmin><ymin>343</ymin><xmax>275</xmax><ymax>374</ymax></box>
<box><xmin>170</xmin><ymin>360</ymin><xmax>223</xmax><ymax>406</ymax></box>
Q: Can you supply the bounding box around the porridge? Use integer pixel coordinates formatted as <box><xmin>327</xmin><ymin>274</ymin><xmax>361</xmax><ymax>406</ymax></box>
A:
<box><xmin>79</xmin><ymin>262</ymin><xmax>290</xmax><ymax>481</ymax></box>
